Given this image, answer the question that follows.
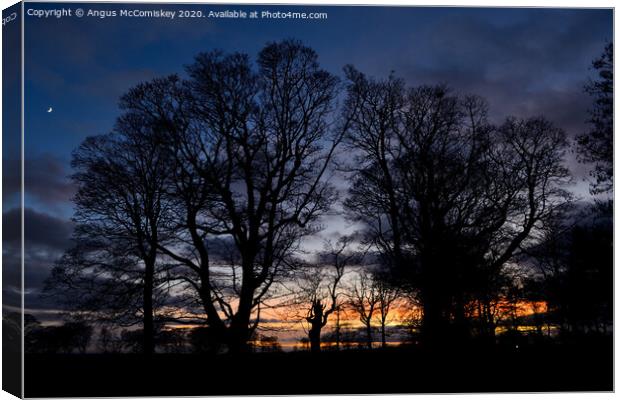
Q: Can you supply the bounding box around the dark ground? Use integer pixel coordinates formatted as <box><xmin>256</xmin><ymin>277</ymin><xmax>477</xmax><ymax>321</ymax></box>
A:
<box><xmin>24</xmin><ymin>339</ymin><xmax>613</xmax><ymax>397</ymax></box>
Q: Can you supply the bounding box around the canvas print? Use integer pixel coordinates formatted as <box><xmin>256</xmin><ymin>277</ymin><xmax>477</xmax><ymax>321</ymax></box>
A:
<box><xmin>2</xmin><ymin>2</ymin><xmax>613</xmax><ymax>397</ymax></box>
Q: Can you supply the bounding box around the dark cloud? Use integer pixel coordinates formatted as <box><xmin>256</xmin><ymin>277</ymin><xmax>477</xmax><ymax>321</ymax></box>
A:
<box><xmin>26</xmin><ymin>154</ymin><xmax>75</xmax><ymax>205</ymax></box>
<box><xmin>3</xmin><ymin>208</ymin><xmax>73</xmax><ymax>250</ymax></box>
<box><xmin>3</xmin><ymin>208</ymin><xmax>74</xmax><ymax>311</ymax></box>
<box><xmin>375</xmin><ymin>10</ymin><xmax>611</xmax><ymax>184</ymax></box>
<box><xmin>4</xmin><ymin>255</ymin><xmax>60</xmax><ymax>310</ymax></box>
<box><xmin>394</xmin><ymin>10</ymin><xmax>610</xmax><ymax>138</ymax></box>
<box><xmin>3</xmin><ymin>154</ymin><xmax>76</xmax><ymax>207</ymax></box>
<box><xmin>2</xmin><ymin>157</ymin><xmax>20</xmax><ymax>205</ymax></box>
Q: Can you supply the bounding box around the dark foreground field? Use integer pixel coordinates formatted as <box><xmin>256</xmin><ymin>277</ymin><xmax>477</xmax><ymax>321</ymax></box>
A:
<box><xmin>25</xmin><ymin>340</ymin><xmax>613</xmax><ymax>397</ymax></box>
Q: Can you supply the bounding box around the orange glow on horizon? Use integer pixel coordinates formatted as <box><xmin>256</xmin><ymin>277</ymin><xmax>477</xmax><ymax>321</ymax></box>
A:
<box><xmin>162</xmin><ymin>298</ymin><xmax>549</xmax><ymax>338</ymax></box>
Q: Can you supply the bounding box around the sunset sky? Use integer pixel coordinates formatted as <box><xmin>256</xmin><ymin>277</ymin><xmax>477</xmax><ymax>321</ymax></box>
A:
<box><xmin>5</xmin><ymin>4</ymin><xmax>612</xmax><ymax>332</ymax></box>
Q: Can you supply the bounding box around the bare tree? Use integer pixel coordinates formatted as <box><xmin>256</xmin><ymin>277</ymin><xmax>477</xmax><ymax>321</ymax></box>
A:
<box><xmin>348</xmin><ymin>270</ymin><xmax>379</xmax><ymax>349</ymax></box>
<box><xmin>525</xmin><ymin>205</ymin><xmax>612</xmax><ymax>335</ymax></box>
<box><xmin>47</xmin><ymin>41</ymin><xmax>351</xmax><ymax>354</ymax></box>
<box><xmin>297</xmin><ymin>236</ymin><xmax>358</xmax><ymax>353</ymax></box>
<box><xmin>342</xmin><ymin>67</ymin><xmax>572</xmax><ymax>346</ymax></box>
<box><xmin>373</xmin><ymin>278</ymin><xmax>401</xmax><ymax>348</ymax></box>
<box><xmin>46</xmin><ymin>99</ymin><xmax>177</xmax><ymax>354</ymax></box>
<box><xmin>128</xmin><ymin>40</ymin><xmax>350</xmax><ymax>352</ymax></box>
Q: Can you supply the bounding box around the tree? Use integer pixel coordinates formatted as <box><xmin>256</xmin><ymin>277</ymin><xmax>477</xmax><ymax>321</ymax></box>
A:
<box><xmin>27</xmin><ymin>321</ymin><xmax>93</xmax><ymax>354</ymax></box>
<box><xmin>374</xmin><ymin>278</ymin><xmax>401</xmax><ymax>348</ymax></box>
<box><xmin>342</xmin><ymin>67</ymin><xmax>572</xmax><ymax>346</ymax></box>
<box><xmin>98</xmin><ymin>326</ymin><xmax>124</xmax><ymax>353</ymax></box>
<box><xmin>46</xmin><ymin>40</ymin><xmax>348</xmax><ymax>354</ymax></box>
<box><xmin>24</xmin><ymin>314</ymin><xmax>42</xmax><ymax>353</ymax></box>
<box><xmin>348</xmin><ymin>270</ymin><xmax>379</xmax><ymax>349</ymax></box>
<box><xmin>527</xmin><ymin>205</ymin><xmax>612</xmax><ymax>335</ymax></box>
<box><xmin>46</xmin><ymin>100</ymin><xmax>176</xmax><ymax>355</ymax></box>
<box><xmin>188</xmin><ymin>326</ymin><xmax>223</xmax><ymax>354</ymax></box>
<box><xmin>298</xmin><ymin>236</ymin><xmax>358</xmax><ymax>353</ymax></box>
<box><xmin>250</xmin><ymin>333</ymin><xmax>282</xmax><ymax>353</ymax></box>
<box><xmin>129</xmin><ymin>40</ymin><xmax>348</xmax><ymax>353</ymax></box>
<box><xmin>576</xmin><ymin>42</ymin><xmax>613</xmax><ymax>194</ymax></box>
<box><xmin>157</xmin><ymin>328</ymin><xmax>188</xmax><ymax>353</ymax></box>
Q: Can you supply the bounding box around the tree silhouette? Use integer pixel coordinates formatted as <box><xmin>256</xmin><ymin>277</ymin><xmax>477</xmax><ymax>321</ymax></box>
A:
<box><xmin>46</xmin><ymin>40</ymin><xmax>350</xmax><ymax>354</ymax></box>
<box><xmin>26</xmin><ymin>320</ymin><xmax>93</xmax><ymax>354</ymax></box>
<box><xmin>297</xmin><ymin>236</ymin><xmax>359</xmax><ymax>353</ymax></box>
<box><xmin>342</xmin><ymin>67</ymin><xmax>572</xmax><ymax>346</ymax></box>
<box><xmin>250</xmin><ymin>333</ymin><xmax>282</xmax><ymax>353</ymax></box>
<box><xmin>46</xmin><ymin>105</ymin><xmax>176</xmax><ymax>354</ymax></box>
<box><xmin>576</xmin><ymin>42</ymin><xmax>613</xmax><ymax>194</ymax></box>
<box><xmin>527</xmin><ymin>206</ymin><xmax>612</xmax><ymax>335</ymax></box>
<box><xmin>98</xmin><ymin>326</ymin><xmax>124</xmax><ymax>353</ymax></box>
<box><xmin>111</xmin><ymin>40</ymin><xmax>349</xmax><ymax>353</ymax></box>
<box><xmin>373</xmin><ymin>278</ymin><xmax>400</xmax><ymax>348</ymax></box>
<box><xmin>348</xmin><ymin>270</ymin><xmax>380</xmax><ymax>349</ymax></box>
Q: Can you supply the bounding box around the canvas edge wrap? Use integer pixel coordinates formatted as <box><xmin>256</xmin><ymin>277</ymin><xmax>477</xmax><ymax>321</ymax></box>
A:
<box><xmin>2</xmin><ymin>1</ymin><xmax>24</xmax><ymax>398</ymax></box>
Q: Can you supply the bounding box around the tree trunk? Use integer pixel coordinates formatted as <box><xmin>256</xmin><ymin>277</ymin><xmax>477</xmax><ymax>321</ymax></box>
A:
<box><xmin>143</xmin><ymin>261</ymin><xmax>155</xmax><ymax>355</ymax></box>
<box><xmin>481</xmin><ymin>298</ymin><xmax>496</xmax><ymax>345</ymax></box>
<box><xmin>365</xmin><ymin>323</ymin><xmax>373</xmax><ymax>349</ymax></box>
<box><xmin>229</xmin><ymin>295</ymin><xmax>254</xmax><ymax>352</ymax></box>
<box><xmin>419</xmin><ymin>245</ymin><xmax>451</xmax><ymax>348</ymax></box>
<box><xmin>420</xmin><ymin>288</ymin><xmax>454</xmax><ymax>349</ymax></box>
<box><xmin>334</xmin><ymin>311</ymin><xmax>341</xmax><ymax>351</ymax></box>
<box><xmin>309</xmin><ymin>324</ymin><xmax>322</xmax><ymax>353</ymax></box>
<box><xmin>227</xmin><ymin>327</ymin><xmax>251</xmax><ymax>354</ymax></box>
<box><xmin>452</xmin><ymin>295</ymin><xmax>469</xmax><ymax>344</ymax></box>
<box><xmin>227</xmin><ymin>263</ymin><xmax>255</xmax><ymax>354</ymax></box>
<box><xmin>228</xmin><ymin>312</ymin><xmax>252</xmax><ymax>354</ymax></box>
<box><xmin>381</xmin><ymin>321</ymin><xmax>387</xmax><ymax>348</ymax></box>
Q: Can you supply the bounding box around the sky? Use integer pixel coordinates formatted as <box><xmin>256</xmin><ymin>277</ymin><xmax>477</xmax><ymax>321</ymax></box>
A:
<box><xmin>4</xmin><ymin>3</ymin><xmax>612</xmax><ymax>324</ymax></box>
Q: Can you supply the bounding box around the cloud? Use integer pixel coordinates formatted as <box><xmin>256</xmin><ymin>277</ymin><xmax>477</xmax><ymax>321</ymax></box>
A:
<box><xmin>3</xmin><ymin>154</ymin><xmax>76</xmax><ymax>207</ymax></box>
<box><xmin>365</xmin><ymin>10</ymin><xmax>611</xmax><ymax>183</ymax></box>
<box><xmin>2</xmin><ymin>158</ymin><xmax>20</xmax><ymax>205</ymax></box>
<box><xmin>392</xmin><ymin>10</ymin><xmax>610</xmax><ymax>138</ymax></box>
<box><xmin>3</xmin><ymin>208</ymin><xmax>74</xmax><ymax>310</ymax></box>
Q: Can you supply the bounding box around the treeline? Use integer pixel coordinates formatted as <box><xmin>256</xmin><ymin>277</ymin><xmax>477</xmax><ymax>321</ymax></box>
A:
<box><xmin>42</xmin><ymin>40</ymin><xmax>612</xmax><ymax>354</ymax></box>
<box><xmin>17</xmin><ymin>313</ymin><xmax>281</xmax><ymax>354</ymax></box>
